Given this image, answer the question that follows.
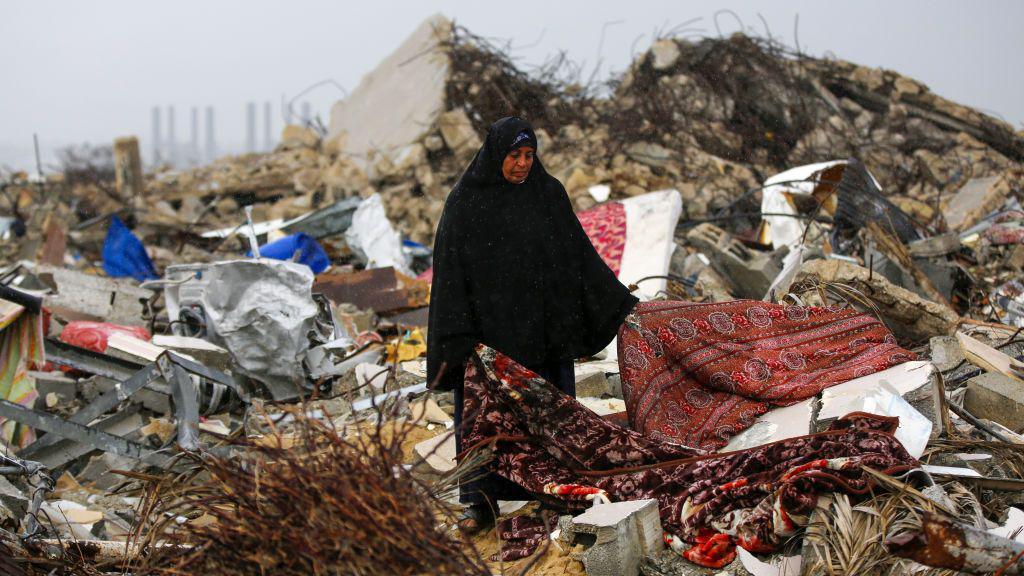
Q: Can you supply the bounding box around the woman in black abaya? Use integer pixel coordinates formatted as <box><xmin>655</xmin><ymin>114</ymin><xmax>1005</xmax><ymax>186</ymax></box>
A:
<box><xmin>427</xmin><ymin>116</ymin><xmax>638</xmax><ymax>533</ymax></box>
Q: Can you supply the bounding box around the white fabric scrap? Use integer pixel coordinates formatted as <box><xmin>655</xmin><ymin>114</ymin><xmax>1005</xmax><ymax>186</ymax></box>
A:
<box><xmin>345</xmin><ymin>193</ymin><xmax>412</xmax><ymax>275</ymax></box>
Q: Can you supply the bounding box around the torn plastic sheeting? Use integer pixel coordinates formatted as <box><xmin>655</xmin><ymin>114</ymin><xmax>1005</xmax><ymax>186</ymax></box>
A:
<box><xmin>246</xmin><ymin>233</ymin><xmax>330</xmax><ymax>274</ymax></box>
<box><xmin>345</xmin><ymin>193</ymin><xmax>412</xmax><ymax>276</ymax></box>
<box><xmin>760</xmin><ymin>160</ymin><xmax>846</xmax><ymax>250</ymax></box>
<box><xmin>197</xmin><ymin>259</ymin><xmax>326</xmax><ymax>399</ymax></box>
<box><xmin>102</xmin><ymin>216</ymin><xmax>158</xmax><ymax>281</ymax></box>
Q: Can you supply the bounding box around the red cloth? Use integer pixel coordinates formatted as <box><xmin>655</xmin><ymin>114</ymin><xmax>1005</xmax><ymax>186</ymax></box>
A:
<box><xmin>618</xmin><ymin>300</ymin><xmax>915</xmax><ymax>451</ymax></box>
<box><xmin>59</xmin><ymin>321</ymin><xmax>151</xmax><ymax>353</ymax></box>
<box><xmin>576</xmin><ymin>201</ymin><xmax>627</xmax><ymax>276</ymax></box>
<box><xmin>461</xmin><ymin>344</ymin><xmax>918</xmax><ymax>567</ymax></box>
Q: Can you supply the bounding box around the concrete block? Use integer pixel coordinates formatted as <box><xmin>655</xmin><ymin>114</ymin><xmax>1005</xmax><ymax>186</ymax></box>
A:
<box><xmin>965</xmin><ymin>372</ymin><xmax>1024</xmax><ymax>432</ymax></box>
<box><xmin>575</xmin><ymin>371</ymin><xmax>611</xmax><ymax>398</ymax></box>
<box><xmin>0</xmin><ymin>476</ymin><xmax>27</xmax><ymax>531</ymax></box>
<box><xmin>607</xmin><ymin>374</ymin><xmax>623</xmax><ymax>399</ymax></box>
<box><xmin>569</xmin><ymin>499</ymin><xmax>663</xmax><ymax>576</ymax></box>
<box><xmin>686</xmin><ymin>223</ymin><xmax>788</xmax><ymax>299</ymax></box>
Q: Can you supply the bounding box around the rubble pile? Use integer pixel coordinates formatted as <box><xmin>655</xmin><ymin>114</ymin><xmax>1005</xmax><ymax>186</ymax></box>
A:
<box><xmin>1</xmin><ymin>13</ymin><xmax>1024</xmax><ymax>576</ymax></box>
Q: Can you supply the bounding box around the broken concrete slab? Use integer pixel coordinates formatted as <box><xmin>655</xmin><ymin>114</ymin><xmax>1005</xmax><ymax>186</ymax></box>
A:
<box><xmin>964</xmin><ymin>372</ymin><xmax>1024</xmax><ymax>432</ymax></box>
<box><xmin>569</xmin><ymin>499</ymin><xmax>663</xmax><ymax>576</ymax></box>
<box><xmin>37</xmin><ymin>265</ymin><xmax>152</xmax><ymax>327</ymax></box>
<box><xmin>796</xmin><ymin>259</ymin><xmax>959</xmax><ymax>342</ymax></box>
<box><xmin>0</xmin><ymin>475</ymin><xmax>27</xmax><ymax>531</ymax></box>
<box><xmin>930</xmin><ymin>335</ymin><xmax>966</xmax><ymax>373</ymax></box>
<box><xmin>327</xmin><ymin>14</ymin><xmax>453</xmax><ymax>173</ymax></box>
<box><xmin>942</xmin><ymin>174</ymin><xmax>1008</xmax><ymax>232</ymax></box>
<box><xmin>575</xmin><ymin>371</ymin><xmax>611</xmax><ymax>398</ymax></box>
<box><xmin>437</xmin><ymin>109</ymin><xmax>481</xmax><ymax>157</ymax></box>
<box><xmin>77</xmin><ymin>453</ymin><xmax>138</xmax><ymax>490</ymax></box>
<box><xmin>413</xmin><ymin>432</ymin><xmax>455</xmax><ymax>473</ymax></box>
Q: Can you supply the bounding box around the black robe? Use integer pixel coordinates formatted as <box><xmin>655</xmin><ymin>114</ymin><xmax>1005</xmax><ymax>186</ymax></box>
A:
<box><xmin>426</xmin><ymin>117</ymin><xmax>638</xmax><ymax>391</ymax></box>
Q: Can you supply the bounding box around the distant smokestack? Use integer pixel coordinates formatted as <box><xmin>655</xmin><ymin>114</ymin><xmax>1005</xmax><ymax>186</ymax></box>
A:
<box><xmin>151</xmin><ymin>107</ymin><xmax>162</xmax><ymax>164</ymax></box>
<box><xmin>263</xmin><ymin>101</ymin><xmax>272</xmax><ymax>151</ymax></box>
<box><xmin>190</xmin><ymin>106</ymin><xmax>199</xmax><ymax>162</ymax></box>
<box><xmin>205</xmin><ymin>106</ymin><xmax>217</xmax><ymax>162</ymax></box>
<box><xmin>246</xmin><ymin>102</ymin><xmax>256</xmax><ymax>153</ymax></box>
<box><xmin>167</xmin><ymin>105</ymin><xmax>177</xmax><ymax>165</ymax></box>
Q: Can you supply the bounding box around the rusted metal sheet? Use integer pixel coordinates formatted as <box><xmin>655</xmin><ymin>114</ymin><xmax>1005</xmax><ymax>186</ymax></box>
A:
<box><xmin>314</xmin><ymin>267</ymin><xmax>427</xmax><ymax>313</ymax></box>
<box><xmin>886</xmin><ymin>511</ymin><xmax>1024</xmax><ymax>575</ymax></box>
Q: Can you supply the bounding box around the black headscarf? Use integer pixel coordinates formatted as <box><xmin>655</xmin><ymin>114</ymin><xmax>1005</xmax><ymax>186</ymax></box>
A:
<box><xmin>427</xmin><ymin>116</ymin><xmax>638</xmax><ymax>391</ymax></box>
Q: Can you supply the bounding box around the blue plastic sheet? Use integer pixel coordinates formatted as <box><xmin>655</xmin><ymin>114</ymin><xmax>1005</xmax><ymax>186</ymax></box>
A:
<box><xmin>247</xmin><ymin>233</ymin><xmax>330</xmax><ymax>274</ymax></box>
<box><xmin>102</xmin><ymin>216</ymin><xmax>158</xmax><ymax>281</ymax></box>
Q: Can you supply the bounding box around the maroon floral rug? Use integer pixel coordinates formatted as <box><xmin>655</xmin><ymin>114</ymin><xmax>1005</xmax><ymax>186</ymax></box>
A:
<box><xmin>463</xmin><ymin>344</ymin><xmax>918</xmax><ymax>567</ymax></box>
<box><xmin>618</xmin><ymin>300</ymin><xmax>916</xmax><ymax>450</ymax></box>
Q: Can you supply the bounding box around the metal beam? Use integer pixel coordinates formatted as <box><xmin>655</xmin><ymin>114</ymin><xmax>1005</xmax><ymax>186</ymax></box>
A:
<box><xmin>0</xmin><ymin>400</ymin><xmax>168</xmax><ymax>467</ymax></box>
<box><xmin>44</xmin><ymin>339</ymin><xmax>142</xmax><ymax>382</ymax></box>
<box><xmin>19</xmin><ymin>363</ymin><xmax>163</xmax><ymax>458</ymax></box>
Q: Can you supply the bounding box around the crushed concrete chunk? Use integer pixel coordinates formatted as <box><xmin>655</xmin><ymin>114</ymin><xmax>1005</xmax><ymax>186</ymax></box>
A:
<box><xmin>569</xmin><ymin>499</ymin><xmax>663</xmax><ymax>576</ymax></box>
<box><xmin>965</xmin><ymin>372</ymin><xmax>1024</xmax><ymax>432</ymax></box>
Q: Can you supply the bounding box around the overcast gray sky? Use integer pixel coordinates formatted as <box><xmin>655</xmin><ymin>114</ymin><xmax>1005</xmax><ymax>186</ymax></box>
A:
<box><xmin>2</xmin><ymin>0</ymin><xmax>1022</xmax><ymax>171</ymax></box>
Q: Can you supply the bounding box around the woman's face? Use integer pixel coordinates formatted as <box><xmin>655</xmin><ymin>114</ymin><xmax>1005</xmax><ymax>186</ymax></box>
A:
<box><xmin>502</xmin><ymin>146</ymin><xmax>535</xmax><ymax>183</ymax></box>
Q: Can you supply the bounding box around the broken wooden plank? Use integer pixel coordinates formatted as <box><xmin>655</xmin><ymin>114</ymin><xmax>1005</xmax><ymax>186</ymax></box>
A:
<box><xmin>957</xmin><ymin>331</ymin><xmax>1024</xmax><ymax>384</ymax></box>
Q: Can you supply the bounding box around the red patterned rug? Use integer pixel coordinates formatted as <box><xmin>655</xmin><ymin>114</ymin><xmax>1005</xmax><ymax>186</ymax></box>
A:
<box><xmin>462</xmin><ymin>344</ymin><xmax>918</xmax><ymax>567</ymax></box>
<box><xmin>576</xmin><ymin>200</ymin><xmax>627</xmax><ymax>276</ymax></box>
<box><xmin>618</xmin><ymin>300</ymin><xmax>916</xmax><ymax>451</ymax></box>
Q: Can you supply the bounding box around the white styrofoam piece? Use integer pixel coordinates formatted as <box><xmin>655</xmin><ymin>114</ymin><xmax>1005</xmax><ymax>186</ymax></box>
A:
<box><xmin>722</xmin><ymin>399</ymin><xmax>814</xmax><ymax>452</ymax></box>
<box><xmin>921</xmin><ymin>464</ymin><xmax>982</xmax><ymax>478</ymax></box>
<box><xmin>989</xmin><ymin>507</ymin><xmax>1024</xmax><ymax>543</ymax></box>
<box><xmin>821</xmin><ymin>380</ymin><xmax>931</xmax><ymax>457</ymax></box>
<box><xmin>738</xmin><ymin>548</ymin><xmax>802</xmax><ymax>576</ymax></box>
<box><xmin>588</xmin><ymin>184</ymin><xmax>611</xmax><ymax>203</ymax></box>
<box><xmin>818</xmin><ymin>361</ymin><xmax>932</xmax><ymax>416</ymax></box>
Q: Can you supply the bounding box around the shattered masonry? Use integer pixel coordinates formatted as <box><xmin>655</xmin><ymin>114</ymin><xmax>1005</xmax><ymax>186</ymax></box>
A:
<box><xmin>1</xmin><ymin>12</ymin><xmax>1024</xmax><ymax>576</ymax></box>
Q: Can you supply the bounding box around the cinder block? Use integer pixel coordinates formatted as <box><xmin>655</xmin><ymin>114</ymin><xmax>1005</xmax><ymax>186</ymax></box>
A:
<box><xmin>965</xmin><ymin>372</ymin><xmax>1024</xmax><ymax>432</ymax></box>
<box><xmin>686</xmin><ymin>223</ymin><xmax>788</xmax><ymax>299</ymax></box>
<box><xmin>568</xmin><ymin>499</ymin><xmax>663</xmax><ymax>576</ymax></box>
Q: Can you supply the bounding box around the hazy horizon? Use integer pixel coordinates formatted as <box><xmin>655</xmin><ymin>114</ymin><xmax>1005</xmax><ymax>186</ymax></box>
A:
<box><xmin>2</xmin><ymin>0</ymin><xmax>1022</xmax><ymax>173</ymax></box>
